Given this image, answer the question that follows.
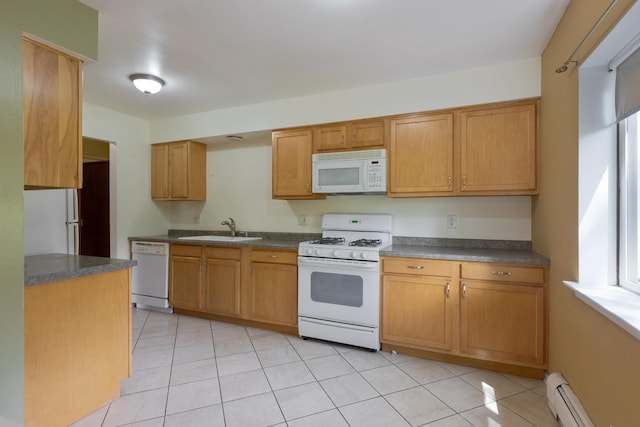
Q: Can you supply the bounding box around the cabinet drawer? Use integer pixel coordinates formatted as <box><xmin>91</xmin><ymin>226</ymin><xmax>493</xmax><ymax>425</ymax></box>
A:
<box><xmin>461</xmin><ymin>263</ymin><xmax>544</xmax><ymax>284</ymax></box>
<box><xmin>170</xmin><ymin>244</ymin><xmax>202</xmax><ymax>257</ymax></box>
<box><xmin>204</xmin><ymin>246</ymin><xmax>241</xmax><ymax>260</ymax></box>
<box><xmin>382</xmin><ymin>257</ymin><xmax>453</xmax><ymax>277</ymax></box>
<box><xmin>250</xmin><ymin>249</ymin><xmax>297</xmax><ymax>265</ymax></box>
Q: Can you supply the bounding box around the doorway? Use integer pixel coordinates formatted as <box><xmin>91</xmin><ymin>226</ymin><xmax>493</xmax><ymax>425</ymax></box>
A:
<box><xmin>79</xmin><ymin>138</ymin><xmax>111</xmax><ymax>257</ymax></box>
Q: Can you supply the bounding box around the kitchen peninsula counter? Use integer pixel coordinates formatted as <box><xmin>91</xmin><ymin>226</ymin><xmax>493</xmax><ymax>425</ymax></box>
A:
<box><xmin>25</xmin><ymin>253</ymin><xmax>137</xmax><ymax>286</ymax></box>
<box><xmin>24</xmin><ymin>254</ymin><xmax>134</xmax><ymax>427</ymax></box>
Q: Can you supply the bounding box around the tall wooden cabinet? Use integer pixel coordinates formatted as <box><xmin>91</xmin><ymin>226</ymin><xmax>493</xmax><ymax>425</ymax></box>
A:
<box><xmin>272</xmin><ymin>129</ymin><xmax>323</xmax><ymax>199</ymax></box>
<box><xmin>151</xmin><ymin>140</ymin><xmax>206</xmax><ymax>201</ymax></box>
<box><xmin>23</xmin><ymin>37</ymin><xmax>83</xmax><ymax>189</ymax></box>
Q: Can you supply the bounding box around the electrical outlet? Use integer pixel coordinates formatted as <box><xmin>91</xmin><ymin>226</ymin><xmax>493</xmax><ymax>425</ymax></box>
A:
<box><xmin>297</xmin><ymin>215</ymin><xmax>307</xmax><ymax>226</ymax></box>
<box><xmin>447</xmin><ymin>214</ymin><xmax>457</xmax><ymax>229</ymax></box>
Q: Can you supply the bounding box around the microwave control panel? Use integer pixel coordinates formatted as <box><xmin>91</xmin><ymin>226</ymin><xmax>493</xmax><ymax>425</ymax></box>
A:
<box><xmin>366</xmin><ymin>160</ymin><xmax>386</xmax><ymax>191</ymax></box>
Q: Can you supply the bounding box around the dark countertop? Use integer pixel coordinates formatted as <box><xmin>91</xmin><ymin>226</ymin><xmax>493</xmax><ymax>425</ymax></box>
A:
<box><xmin>25</xmin><ymin>254</ymin><xmax>137</xmax><ymax>286</ymax></box>
<box><xmin>129</xmin><ymin>232</ymin><xmax>549</xmax><ymax>266</ymax></box>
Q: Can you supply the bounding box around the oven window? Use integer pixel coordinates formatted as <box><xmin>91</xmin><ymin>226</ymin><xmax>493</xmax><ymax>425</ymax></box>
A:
<box><xmin>318</xmin><ymin>167</ymin><xmax>360</xmax><ymax>186</ymax></box>
<box><xmin>310</xmin><ymin>272</ymin><xmax>363</xmax><ymax>307</ymax></box>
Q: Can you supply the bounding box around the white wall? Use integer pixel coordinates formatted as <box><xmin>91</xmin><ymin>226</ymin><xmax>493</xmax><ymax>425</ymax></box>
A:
<box><xmin>23</xmin><ymin>189</ymin><xmax>69</xmax><ymax>255</ymax></box>
<box><xmin>155</xmin><ymin>58</ymin><xmax>540</xmax><ymax>241</ymax></box>
<box><xmin>83</xmin><ymin>103</ymin><xmax>170</xmax><ymax>258</ymax></box>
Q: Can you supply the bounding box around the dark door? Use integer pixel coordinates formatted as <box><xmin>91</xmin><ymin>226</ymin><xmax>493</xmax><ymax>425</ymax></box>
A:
<box><xmin>79</xmin><ymin>161</ymin><xmax>110</xmax><ymax>257</ymax></box>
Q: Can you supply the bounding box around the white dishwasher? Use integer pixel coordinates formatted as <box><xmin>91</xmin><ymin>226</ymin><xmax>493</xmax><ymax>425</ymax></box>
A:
<box><xmin>131</xmin><ymin>241</ymin><xmax>172</xmax><ymax>313</ymax></box>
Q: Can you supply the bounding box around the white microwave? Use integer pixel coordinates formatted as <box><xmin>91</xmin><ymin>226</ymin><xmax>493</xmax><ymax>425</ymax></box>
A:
<box><xmin>312</xmin><ymin>149</ymin><xmax>387</xmax><ymax>194</ymax></box>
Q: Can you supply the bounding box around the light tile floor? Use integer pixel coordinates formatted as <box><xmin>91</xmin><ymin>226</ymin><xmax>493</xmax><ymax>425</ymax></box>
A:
<box><xmin>70</xmin><ymin>308</ymin><xmax>560</xmax><ymax>427</ymax></box>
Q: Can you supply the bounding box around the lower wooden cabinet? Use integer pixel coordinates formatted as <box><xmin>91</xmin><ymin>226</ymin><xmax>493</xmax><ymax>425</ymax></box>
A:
<box><xmin>247</xmin><ymin>249</ymin><xmax>298</xmax><ymax>327</ymax></box>
<box><xmin>169</xmin><ymin>244</ymin><xmax>296</xmax><ymax>329</ymax></box>
<box><xmin>169</xmin><ymin>244</ymin><xmax>241</xmax><ymax>317</ymax></box>
<box><xmin>381</xmin><ymin>257</ymin><xmax>547</xmax><ymax>371</ymax></box>
<box><xmin>201</xmin><ymin>247</ymin><xmax>241</xmax><ymax>316</ymax></box>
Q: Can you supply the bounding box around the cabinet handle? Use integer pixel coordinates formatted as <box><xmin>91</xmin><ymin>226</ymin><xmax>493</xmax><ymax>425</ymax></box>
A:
<box><xmin>341</xmin><ymin>135</ymin><xmax>345</xmax><ymax>147</ymax></box>
<box><xmin>462</xmin><ymin>175</ymin><xmax>467</xmax><ymax>187</ymax></box>
<box><xmin>407</xmin><ymin>265</ymin><xmax>424</xmax><ymax>269</ymax></box>
<box><xmin>491</xmin><ymin>270</ymin><xmax>512</xmax><ymax>276</ymax></box>
<box><xmin>448</xmin><ymin>176</ymin><xmax>452</xmax><ymax>189</ymax></box>
<box><xmin>446</xmin><ymin>282</ymin><xmax>450</xmax><ymax>298</ymax></box>
<box><xmin>461</xmin><ymin>283</ymin><xmax>466</xmax><ymax>298</ymax></box>
<box><xmin>196</xmin><ymin>260</ymin><xmax>200</xmax><ymax>270</ymax></box>
<box><xmin>267</xmin><ymin>255</ymin><xmax>278</xmax><ymax>259</ymax></box>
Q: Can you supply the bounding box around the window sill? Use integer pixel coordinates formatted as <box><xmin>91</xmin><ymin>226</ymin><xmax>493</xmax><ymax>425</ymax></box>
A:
<box><xmin>563</xmin><ymin>281</ymin><xmax>640</xmax><ymax>341</ymax></box>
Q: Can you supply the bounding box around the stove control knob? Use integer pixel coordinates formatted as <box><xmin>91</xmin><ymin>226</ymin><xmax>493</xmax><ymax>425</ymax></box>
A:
<box><xmin>351</xmin><ymin>251</ymin><xmax>360</xmax><ymax>258</ymax></box>
<box><xmin>314</xmin><ymin>249</ymin><xmax>321</xmax><ymax>256</ymax></box>
<box><xmin>333</xmin><ymin>250</ymin><xmax>341</xmax><ymax>257</ymax></box>
<box><xmin>361</xmin><ymin>252</ymin><xmax>368</xmax><ymax>259</ymax></box>
<box><xmin>306</xmin><ymin>249</ymin><xmax>313</xmax><ymax>255</ymax></box>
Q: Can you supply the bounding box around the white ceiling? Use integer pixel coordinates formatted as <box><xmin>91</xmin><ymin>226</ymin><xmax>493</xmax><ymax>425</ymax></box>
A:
<box><xmin>79</xmin><ymin>0</ymin><xmax>570</xmax><ymax>122</ymax></box>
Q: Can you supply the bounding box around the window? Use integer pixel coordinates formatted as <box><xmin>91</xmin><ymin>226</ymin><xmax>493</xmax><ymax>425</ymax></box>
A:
<box><xmin>619</xmin><ymin>112</ymin><xmax>640</xmax><ymax>294</ymax></box>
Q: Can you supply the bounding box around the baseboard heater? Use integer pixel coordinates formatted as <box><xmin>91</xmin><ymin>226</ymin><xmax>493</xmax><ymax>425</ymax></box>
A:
<box><xmin>546</xmin><ymin>373</ymin><xmax>594</xmax><ymax>427</ymax></box>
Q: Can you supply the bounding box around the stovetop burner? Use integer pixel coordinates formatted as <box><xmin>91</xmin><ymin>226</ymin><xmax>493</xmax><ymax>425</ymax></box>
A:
<box><xmin>349</xmin><ymin>239</ymin><xmax>383</xmax><ymax>248</ymax></box>
<box><xmin>309</xmin><ymin>237</ymin><xmax>346</xmax><ymax>245</ymax></box>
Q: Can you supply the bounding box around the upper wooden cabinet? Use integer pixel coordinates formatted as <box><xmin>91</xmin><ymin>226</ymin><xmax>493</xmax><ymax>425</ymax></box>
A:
<box><xmin>314</xmin><ymin>120</ymin><xmax>385</xmax><ymax>152</ymax></box>
<box><xmin>460</xmin><ymin>102</ymin><xmax>537</xmax><ymax>194</ymax></box>
<box><xmin>151</xmin><ymin>140</ymin><xmax>206</xmax><ymax>201</ymax></box>
<box><xmin>272</xmin><ymin>129</ymin><xmax>324</xmax><ymax>200</ymax></box>
<box><xmin>388</xmin><ymin>113</ymin><xmax>454</xmax><ymax>196</ymax></box>
<box><xmin>23</xmin><ymin>37</ymin><xmax>83</xmax><ymax>189</ymax></box>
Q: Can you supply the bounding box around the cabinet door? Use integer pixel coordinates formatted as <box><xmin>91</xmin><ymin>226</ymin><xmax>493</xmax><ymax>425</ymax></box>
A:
<box><xmin>460</xmin><ymin>103</ymin><xmax>537</xmax><ymax>193</ymax></box>
<box><xmin>169</xmin><ymin>255</ymin><xmax>201</xmax><ymax>310</ymax></box>
<box><xmin>350</xmin><ymin>120</ymin><xmax>385</xmax><ymax>149</ymax></box>
<box><xmin>382</xmin><ymin>274</ymin><xmax>453</xmax><ymax>351</ymax></box>
<box><xmin>388</xmin><ymin>114</ymin><xmax>454</xmax><ymax>196</ymax></box>
<box><xmin>168</xmin><ymin>142</ymin><xmax>189</xmax><ymax>198</ymax></box>
<box><xmin>151</xmin><ymin>144</ymin><xmax>169</xmax><ymax>199</ymax></box>
<box><xmin>201</xmin><ymin>257</ymin><xmax>241</xmax><ymax>316</ymax></box>
<box><xmin>23</xmin><ymin>38</ymin><xmax>82</xmax><ymax>189</ymax></box>
<box><xmin>249</xmin><ymin>262</ymin><xmax>298</xmax><ymax>326</ymax></box>
<box><xmin>460</xmin><ymin>281</ymin><xmax>544</xmax><ymax>366</ymax></box>
<box><xmin>314</xmin><ymin>125</ymin><xmax>347</xmax><ymax>152</ymax></box>
<box><xmin>272</xmin><ymin>129</ymin><xmax>319</xmax><ymax>199</ymax></box>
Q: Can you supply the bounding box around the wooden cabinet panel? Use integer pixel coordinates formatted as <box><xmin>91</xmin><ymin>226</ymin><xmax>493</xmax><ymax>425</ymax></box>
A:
<box><xmin>23</xmin><ymin>37</ymin><xmax>82</xmax><ymax>189</ymax></box>
<box><xmin>151</xmin><ymin>140</ymin><xmax>206</xmax><ymax>201</ymax></box>
<box><xmin>272</xmin><ymin>129</ymin><xmax>322</xmax><ymax>199</ymax></box>
<box><xmin>460</xmin><ymin>103</ymin><xmax>537</xmax><ymax>193</ymax></box>
<box><xmin>314</xmin><ymin>125</ymin><xmax>347</xmax><ymax>151</ymax></box>
<box><xmin>169</xmin><ymin>254</ymin><xmax>201</xmax><ymax>310</ymax></box>
<box><xmin>460</xmin><ymin>280</ymin><xmax>545</xmax><ymax>366</ymax></box>
<box><xmin>351</xmin><ymin>120</ymin><xmax>385</xmax><ymax>149</ymax></box>
<box><xmin>202</xmin><ymin>258</ymin><xmax>241</xmax><ymax>316</ymax></box>
<box><xmin>382</xmin><ymin>257</ymin><xmax>455</xmax><ymax>277</ymax></box>
<box><xmin>151</xmin><ymin>144</ymin><xmax>169</xmax><ymax>199</ymax></box>
<box><xmin>461</xmin><ymin>263</ymin><xmax>544</xmax><ymax>284</ymax></box>
<box><xmin>250</xmin><ymin>250</ymin><xmax>298</xmax><ymax>265</ymax></box>
<box><xmin>249</xmin><ymin>261</ymin><xmax>298</xmax><ymax>327</ymax></box>
<box><xmin>382</xmin><ymin>274</ymin><xmax>453</xmax><ymax>351</ymax></box>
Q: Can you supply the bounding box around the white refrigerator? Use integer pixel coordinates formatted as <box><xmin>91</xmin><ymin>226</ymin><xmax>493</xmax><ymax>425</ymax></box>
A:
<box><xmin>24</xmin><ymin>189</ymin><xmax>80</xmax><ymax>256</ymax></box>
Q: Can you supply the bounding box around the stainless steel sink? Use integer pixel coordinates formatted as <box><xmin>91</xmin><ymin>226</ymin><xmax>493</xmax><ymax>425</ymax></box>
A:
<box><xmin>177</xmin><ymin>235</ymin><xmax>262</xmax><ymax>242</ymax></box>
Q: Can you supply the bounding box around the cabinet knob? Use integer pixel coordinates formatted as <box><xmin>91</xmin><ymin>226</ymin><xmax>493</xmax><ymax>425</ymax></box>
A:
<box><xmin>461</xmin><ymin>283</ymin><xmax>466</xmax><ymax>298</ymax></box>
<box><xmin>407</xmin><ymin>265</ymin><xmax>424</xmax><ymax>269</ymax></box>
<box><xmin>267</xmin><ymin>255</ymin><xmax>278</xmax><ymax>259</ymax></box>
<box><xmin>446</xmin><ymin>282</ymin><xmax>451</xmax><ymax>298</ymax></box>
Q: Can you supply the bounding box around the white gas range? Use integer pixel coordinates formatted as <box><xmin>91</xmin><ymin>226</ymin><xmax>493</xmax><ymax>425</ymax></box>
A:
<box><xmin>297</xmin><ymin>213</ymin><xmax>392</xmax><ymax>350</ymax></box>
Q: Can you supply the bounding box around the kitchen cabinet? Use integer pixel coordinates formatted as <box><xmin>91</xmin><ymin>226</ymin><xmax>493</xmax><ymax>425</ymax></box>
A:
<box><xmin>272</xmin><ymin>129</ymin><xmax>324</xmax><ymax>199</ymax></box>
<box><xmin>23</xmin><ymin>37</ymin><xmax>83</xmax><ymax>189</ymax></box>
<box><xmin>151</xmin><ymin>140</ymin><xmax>206</xmax><ymax>200</ymax></box>
<box><xmin>459</xmin><ymin>262</ymin><xmax>546</xmax><ymax>366</ymax></box>
<box><xmin>381</xmin><ymin>256</ymin><xmax>547</xmax><ymax>373</ymax></box>
<box><xmin>314</xmin><ymin>119</ymin><xmax>385</xmax><ymax>152</ymax></box>
<box><xmin>169</xmin><ymin>244</ymin><xmax>202</xmax><ymax>310</ymax></box>
<box><xmin>247</xmin><ymin>249</ymin><xmax>298</xmax><ymax>327</ymax></box>
<box><xmin>201</xmin><ymin>246</ymin><xmax>242</xmax><ymax>317</ymax></box>
<box><xmin>460</xmin><ymin>102</ymin><xmax>537</xmax><ymax>194</ymax></box>
<box><xmin>169</xmin><ymin>244</ymin><xmax>241</xmax><ymax>316</ymax></box>
<box><xmin>382</xmin><ymin>258</ymin><xmax>455</xmax><ymax>351</ymax></box>
<box><xmin>388</xmin><ymin>113</ymin><xmax>454</xmax><ymax>196</ymax></box>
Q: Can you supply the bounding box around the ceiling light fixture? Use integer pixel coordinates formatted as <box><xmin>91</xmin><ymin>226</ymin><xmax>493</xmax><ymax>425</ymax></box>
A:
<box><xmin>129</xmin><ymin>73</ymin><xmax>165</xmax><ymax>95</ymax></box>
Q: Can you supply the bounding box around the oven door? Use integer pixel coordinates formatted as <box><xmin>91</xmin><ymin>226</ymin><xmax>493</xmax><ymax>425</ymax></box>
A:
<box><xmin>298</xmin><ymin>256</ymin><xmax>380</xmax><ymax>327</ymax></box>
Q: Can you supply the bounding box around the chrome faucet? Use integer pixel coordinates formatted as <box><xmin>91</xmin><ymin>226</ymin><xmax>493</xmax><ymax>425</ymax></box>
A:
<box><xmin>221</xmin><ymin>217</ymin><xmax>237</xmax><ymax>237</ymax></box>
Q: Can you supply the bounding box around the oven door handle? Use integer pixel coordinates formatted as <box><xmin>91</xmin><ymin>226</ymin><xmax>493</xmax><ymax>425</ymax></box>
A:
<box><xmin>297</xmin><ymin>257</ymin><xmax>379</xmax><ymax>270</ymax></box>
